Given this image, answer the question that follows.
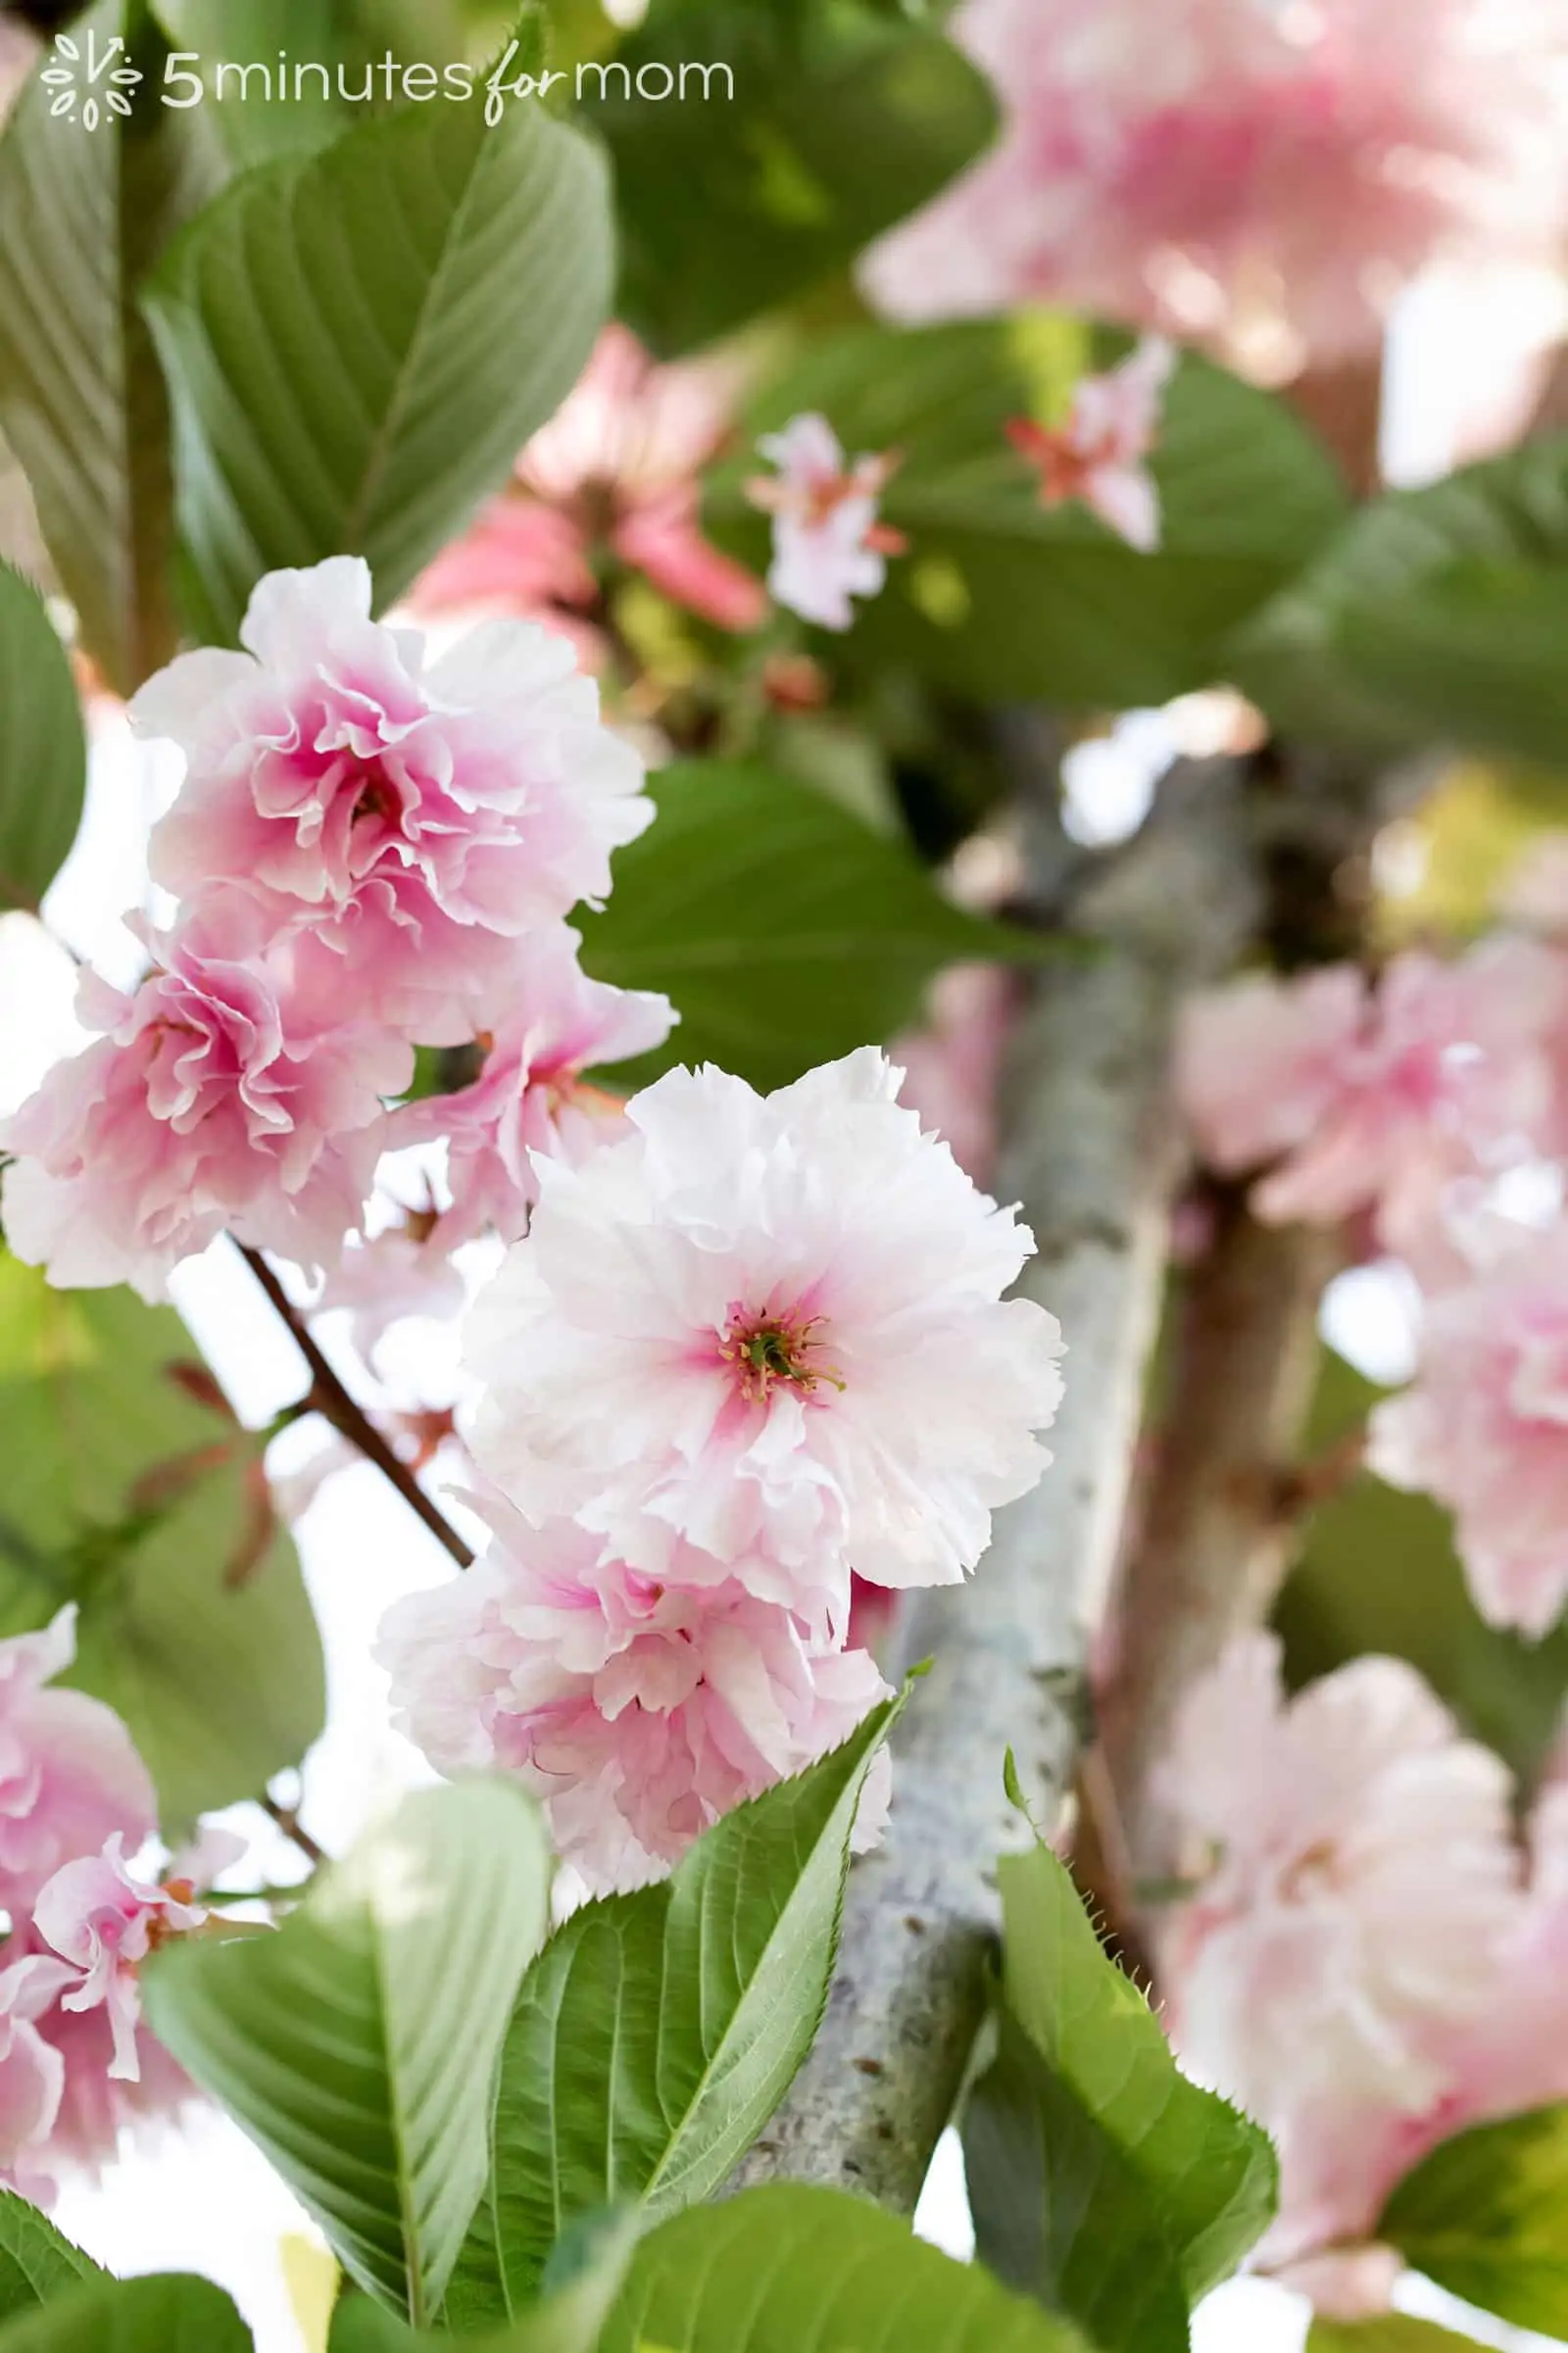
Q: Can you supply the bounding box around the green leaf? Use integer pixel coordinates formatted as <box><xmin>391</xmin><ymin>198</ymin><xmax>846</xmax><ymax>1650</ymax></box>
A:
<box><xmin>0</xmin><ymin>2197</ymin><xmax>104</xmax><ymax>2324</ymax></box>
<box><xmin>0</xmin><ymin>1250</ymin><xmax>324</xmax><ymax>1823</ymax></box>
<box><xmin>142</xmin><ymin>76</ymin><xmax>612</xmax><ymax>643</ymax></box>
<box><xmin>0</xmin><ymin>0</ymin><xmax>224</xmax><ymax>694</ymax></box>
<box><xmin>576</xmin><ymin>759</ymin><xmax>1048</xmax><ymax>1095</ymax></box>
<box><xmin>1308</xmin><ymin>2323</ymin><xmax>1491</xmax><ymax>2351</ymax></box>
<box><xmin>599</xmin><ymin>5</ymin><xmax>997</xmax><ymax>352</ymax></box>
<box><xmin>0</xmin><ymin>2273</ymin><xmax>252</xmax><ymax>2352</ymax></box>
<box><xmin>443</xmin><ymin>1697</ymin><xmax>902</xmax><ymax>2326</ymax></box>
<box><xmin>963</xmin><ymin>2008</ymin><xmax>1190</xmax><ymax>2353</ymax></box>
<box><xmin>713</xmin><ymin>319</ymin><xmax>1348</xmax><ymax>708</ymax></box>
<box><xmin>0</xmin><ymin>565</ymin><xmax>85</xmax><ymax>911</ymax></box>
<box><xmin>1234</xmin><ymin>430</ymin><xmax>1568</xmax><ymax>763</ymax></box>
<box><xmin>991</xmin><ymin>1840</ymin><xmax>1277</xmax><ymax>2302</ymax></box>
<box><xmin>332</xmin><ymin>2212</ymin><xmax>640</xmax><ymax>2351</ymax></box>
<box><xmin>1275</xmin><ymin>1345</ymin><xmax>1568</xmax><ymax>1782</ymax></box>
<box><xmin>1380</xmin><ymin>2105</ymin><xmax>1568</xmax><ymax>2337</ymax></box>
<box><xmin>146</xmin><ymin>1779</ymin><xmax>553</xmax><ymax>2325</ymax></box>
<box><xmin>601</xmin><ymin>2184</ymin><xmax>1095</xmax><ymax>2352</ymax></box>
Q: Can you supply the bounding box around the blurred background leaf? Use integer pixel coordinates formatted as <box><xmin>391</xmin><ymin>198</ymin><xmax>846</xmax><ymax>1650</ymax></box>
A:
<box><xmin>0</xmin><ymin>565</ymin><xmax>85</xmax><ymax>912</ymax></box>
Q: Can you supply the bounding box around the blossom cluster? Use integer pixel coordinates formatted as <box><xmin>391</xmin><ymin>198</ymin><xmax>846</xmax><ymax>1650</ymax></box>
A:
<box><xmin>0</xmin><ymin>1610</ymin><xmax>230</xmax><ymax>2200</ymax></box>
<box><xmin>1156</xmin><ymin>1632</ymin><xmax>1568</xmax><ymax>2315</ymax></box>
<box><xmin>1178</xmin><ymin>926</ymin><xmax>1568</xmax><ymax>1636</ymax></box>
<box><xmin>380</xmin><ymin>1049</ymin><xmax>1065</xmax><ymax>1891</ymax></box>
<box><xmin>0</xmin><ymin>557</ymin><xmax>667</xmax><ymax>1299</ymax></box>
<box><xmin>865</xmin><ymin>0</ymin><xmax>1568</xmax><ymax>371</ymax></box>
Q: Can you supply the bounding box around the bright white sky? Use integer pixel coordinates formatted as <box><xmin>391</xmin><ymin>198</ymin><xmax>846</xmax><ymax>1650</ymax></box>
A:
<box><xmin>0</xmin><ymin>269</ymin><xmax>1560</xmax><ymax>2348</ymax></box>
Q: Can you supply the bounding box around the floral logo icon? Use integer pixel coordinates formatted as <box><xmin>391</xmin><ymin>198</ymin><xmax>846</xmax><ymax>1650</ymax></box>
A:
<box><xmin>40</xmin><ymin>29</ymin><xmax>142</xmax><ymax>131</ymax></box>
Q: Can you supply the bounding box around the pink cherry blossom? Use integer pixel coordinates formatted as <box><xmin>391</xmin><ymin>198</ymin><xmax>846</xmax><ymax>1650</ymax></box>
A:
<box><xmin>465</xmin><ymin>1051</ymin><xmax>1064</xmax><ymax>1613</ymax></box>
<box><xmin>32</xmin><ymin>1837</ymin><xmax>209</xmax><ymax>2083</ymax></box>
<box><xmin>1370</xmin><ymin>1227</ymin><xmax>1568</xmax><ymax>1635</ymax></box>
<box><xmin>0</xmin><ymin>1954</ymin><xmax>77</xmax><ymax>2184</ymax></box>
<box><xmin>747</xmin><ymin>417</ymin><xmax>906</xmax><ymax>632</ymax></box>
<box><xmin>1499</xmin><ymin>828</ymin><xmax>1568</xmax><ymax>935</ymax></box>
<box><xmin>393</xmin><ymin>925</ymin><xmax>675</xmax><ymax>1248</ymax></box>
<box><xmin>0</xmin><ymin>1609</ymin><xmax>156</xmax><ymax>1914</ymax></box>
<box><xmin>1155</xmin><ymin>1636</ymin><xmax>1519</xmax><ymax>2145</ymax></box>
<box><xmin>312</xmin><ymin>1219</ymin><xmax>467</xmax><ymax>1370</ymax></box>
<box><xmin>415</xmin><ymin>324</ymin><xmax>767</xmax><ymax>657</ymax></box>
<box><xmin>862</xmin><ymin>0</ymin><xmax>1568</xmax><ymax>368</ymax></box>
<box><xmin>891</xmin><ymin>962</ymin><xmax>1018</xmax><ymax>1189</ymax></box>
<box><xmin>377</xmin><ymin>1498</ymin><xmax>892</xmax><ymax>1894</ymax></box>
<box><xmin>1006</xmin><ymin>338</ymin><xmax>1175</xmax><ymax>553</ymax></box>
<box><xmin>131</xmin><ymin>559</ymin><xmax>653</xmax><ymax>1046</ymax></box>
<box><xmin>0</xmin><ymin>913</ymin><xmax>411</xmax><ymax>1299</ymax></box>
<box><xmin>1176</xmin><ymin>944</ymin><xmax>1563</xmax><ymax>1272</ymax></box>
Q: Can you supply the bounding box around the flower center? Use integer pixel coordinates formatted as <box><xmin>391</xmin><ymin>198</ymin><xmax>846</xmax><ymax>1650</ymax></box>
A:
<box><xmin>719</xmin><ymin>1304</ymin><xmax>844</xmax><ymax>1404</ymax></box>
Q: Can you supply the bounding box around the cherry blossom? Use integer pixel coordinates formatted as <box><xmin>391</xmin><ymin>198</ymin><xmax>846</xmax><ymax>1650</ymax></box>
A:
<box><xmin>892</xmin><ymin>962</ymin><xmax>1018</xmax><ymax>1189</ymax></box>
<box><xmin>0</xmin><ymin>1954</ymin><xmax>77</xmax><ymax>2185</ymax></box>
<box><xmin>313</xmin><ymin>1218</ymin><xmax>467</xmax><ymax>1369</ymax></box>
<box><xmin>1176</xmin><ymin>944</ymin><xmax>1563</xmax><ymax>1273</ymax></box>
<box><xmin>393</xmin><ymin>925</ymin><xmax>676</xmax><ymax>1249</ymax></box>
<box><xmin>32</xmin><ymin>1837</ymin><xmax>211</xmax><ymax>2083</ymax></box>
<box><xmin>377</xmin><ymin>1498</ymin><xmax>892</xmax><ymax>1894</ymax></box>
<box><xmin>0</xmin><ymin>912</ymin><xmax>412</xmax><ymax>1299</ymax></box>
<box><xmin>466</xmin><ymin>1051</ymin><xmax>1064</xmax><ymax>1612</ymax></box>
<box><xmin>0</xmin><ymin>1609</ymin><xmax>156</xmax><ymax>1913</ymax></box>
<box><xmin>1156</xmin><ymin>1635</ymin><xmax>1519</xmax><ymax>2134</ymax></box>
<box><xmin>1499</xmin><ymin>828</ymin><xmax>1568</xmax><ymax>935</ymax></box>
<box><xmin>747</xmin><ymin>417</ymin><xmax>906</xmax><ymax>631</ymax></box>
<box><xmin>416</xmin><ymin>324</ymin><xmax>766</xmax><ymax>658</ymax></box>
<box><xmin>1006</xmin><ymin>338</ymin><xmax>1175</xmax><ymax>553</ymax></box>
<box><xmin>862</xmin><ymin>0</ymin><xmax>1568</xmax><ymax>368</ymax></box>
<box><xmin>131</xmin><ymin>558</ymin><xmax>653</xmax><ymax>1046</ymax></box>
<box><xmin>1370</xmin><ymin>1227</ymin><xmax>1568</xmax><ymax>1635</ymax></box>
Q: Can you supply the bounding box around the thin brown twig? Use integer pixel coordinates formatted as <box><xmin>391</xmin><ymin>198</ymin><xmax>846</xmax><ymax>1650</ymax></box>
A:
<box><xmin>239</xmin><ymin>1245</ymin><xmax>474</xmax><ymax>1570</ymax></box>
<box><xmin>259</xmin><ymin>1794</ymin><xmax>327</xmax><ymax>1871</ymax></box>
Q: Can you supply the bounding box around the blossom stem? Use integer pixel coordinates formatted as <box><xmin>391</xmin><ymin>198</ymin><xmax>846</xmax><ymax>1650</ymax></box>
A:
<box><xmin>258</xmin><ymin>1794</ymin><xmax>326</xmax><ymax>1870</ymax></box>
<box><xmin>239</xmin><ymin>1246</ymin><xmax>475</xmax><ymax>1571</ymax></box>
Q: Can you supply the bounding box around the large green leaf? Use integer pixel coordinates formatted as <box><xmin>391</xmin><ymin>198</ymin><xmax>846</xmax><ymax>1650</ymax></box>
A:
<box><xmin>0</xmin><ymin>2198</ymin><xmax>104</xmax><ymax>2325</ymax></box>
<box><xmin>601</xmin><ymin>2184</ymin><xmax>1095</xmax><ymax>2353</ymax></box>
<box><xmin>444</xmin><ymin>1699</ymin><xmax>901</xmax><ymax>2326</ymax></box>
<box><xmin>0</xmin><ymin>565</ymin><xmax>85</xmax><ymax>911</ymax></box>
<box><xmin>597</xmin><ymin>4</ymin><xmax>996</xmax><ymax>352</ymax></box>
<box><xmin>142</xmin><ymin>74</ymin><xmax>612</xmax><ymax>643</ymax></box>
<box><xmin>1234</xmin><ymin>430</ymin><xmax>1568</xmax><ymax>763</ymax></box>
<box><xmin>963</xmin><ymin>2009</ymin><xmax>1190</xmax><ymax>2353</ymax></box>
<box><xmin>0</xmin><ymin>0</ymin><xmax>222</xmax><ymax>694</ymax></box>
<box><xmin>147</xmin><ymin>1780</ymin><xmax>553</xmax><ymax>2325</ymax></box>
<box><xmin>576</xmin><ymin>759</ymin><xmax>1048</xmax><ymax>1095</ymax></box>
<box><xmin>1380</xmin><ymin>2106</ymin><xmax>1568</xmax><ymax>2338</ymax></box>
<box><xmin>333</xmin><ymin>2212</ymin><xmax>640</xmax><ymax>2352</ymax></box>
<box><xmin>1308</xmin><ymin>2324</ymin><xmax>1490</xmax><ymax>2351</ymax></box>
<box><xmin>1275</xmin><ymin>1346</ymin><xmax>1568</xmax><ymax>1781</ymax></box>
<box><xmin>988</xmin><ymin>1841</ymin><xmax>1277</xmax><ymax>2302</ymax></box>
<box><xmin>0</xmin><ymin>2273</ymin><xmax>251</xmax><ymax>2352</ymax></box>
<box><xmin>0</xmin><ymin>1251</ymin><xmax>323</xmax><ymax>1823</ymax></box>
<box><xmin>712</xmin><ymin>319</ymin><xmax>1348</xmax><ymax>709</ymax></box>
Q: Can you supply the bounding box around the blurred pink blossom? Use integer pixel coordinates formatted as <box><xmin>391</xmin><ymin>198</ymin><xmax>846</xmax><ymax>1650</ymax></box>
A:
<box><xmin>1157</xmin><ymin>1634</ymin><xmax>1518</xmax><ymax>2132</ymax></box>
<box><xmin>1499</xmin><ymin>828</ymin><xmax>1568</xmax><ymax>935</ymax></box>
<box><xmin>0</xmin><ymin>1609</ymin><xmax>156</xmax><ymax>1915</ymax></box>
<box><xmin>863</xmin><ymin>0</ymin><xmax>1568</xmax><ymax>368</ymax></box>
<box><xmin>415</xmin><ymin>324</ymin><xmax>766</xmax><ymax>657</ymax></box>
<box><xmin>1371</xmin><ymin>1227</ymin><xmax>1568</xmax><ymax>1635</ymax></box>
<box><xmin>0</xmin><ymin>913</ymin><xmax>411</xmax><ymax>1299</ymax></box>
<box><xmin>1176</xmin><ymin>944</ymin><xmax>1565</xmax><ymax>1274</ymax></box>
<box><xmin>747</xmin><ymin>416</ymin><xmax>906</xmax><ymax>631</ymax></box>
<box><xmin>0</xmin><ymin>1954</ymin><xmax>78</xmax><ymax>2186</ymax></box>
<box><xmin>1006</xmin><ymin>338</ymin><xmax>1175</xmax><ymax>552</ymax></box>
<box><xmin>377</xmin><ymin>1498</ymin><xmax>891</xmax><ymax>1893</ymax></box>
<box><xmin>33</xmin><ymin>1837</ymin><xmax>210</xmax><ymax>2083</ymax></box>
<box><xmin>394</xmin><ymin>924</ymin><xmax>675</xmax><ymax>1248</ymax></box>
<box><xmin>466</xmin><ymin>1051</ymin><xmax>1064</xmax><ymax>1616</ymax></box>
<box><xmin>132</xmin><ymin>558</ymin><xmax>653</xmax><ymax>1046</ymax></box>
<box><xmin>313</xmin><ymin>1221</ymin><xmax>467</xmax><ymax>1369</ymax></box>
<box><xmin>892</xmin><ymin>962</ymin><xmax>1018</xmax><ymax>1189</ymax></box>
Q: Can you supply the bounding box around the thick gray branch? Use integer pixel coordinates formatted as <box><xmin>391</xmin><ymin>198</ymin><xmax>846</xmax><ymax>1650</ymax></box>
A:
<box><xmin>733</xmin><ymin>759</ymin><xmax>1264</xmax><ymax>2209</ymax></box>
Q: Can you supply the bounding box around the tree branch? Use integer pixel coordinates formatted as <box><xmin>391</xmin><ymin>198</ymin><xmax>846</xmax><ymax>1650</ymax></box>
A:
<box><xmin>732</xmin><ymin>756</ymin><xmax>1266</xmax><ymax>2209</ymax></box>
<box><xmin>259</xmin><ymin>1792</ymin><xmax>327</xmax><ymax>1871</ymax></box>
<box><xmin>240</xmin><ymin>1245</ymin><xmax>474</xmax><ymax>1571</ymax></box>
